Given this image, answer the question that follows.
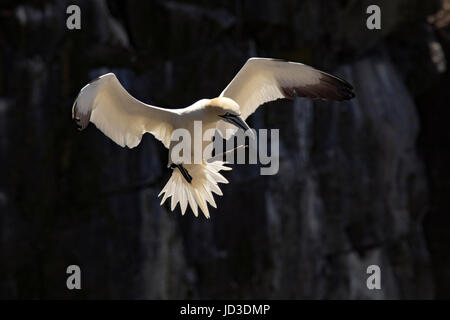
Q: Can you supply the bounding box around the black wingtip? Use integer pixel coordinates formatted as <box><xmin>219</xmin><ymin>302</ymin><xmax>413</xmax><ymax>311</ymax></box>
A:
<box><xmin>278</xmin><ymin>67</ymin><xmax>355</xmax><ymax>101</ymax></box>
<box><xmin>336</xmin><ymin>82</ymin><xmax>356</xmax><ymax>101</ymax></box>
<box><xmin>72</xmin><ymin>101</ymin><xmax>91</xmax><ymax>131</ymax></box>
<box><xmin>319</xmin><ymin>73</ymin><xmax>356</xmax><ymax>101</ymax></box>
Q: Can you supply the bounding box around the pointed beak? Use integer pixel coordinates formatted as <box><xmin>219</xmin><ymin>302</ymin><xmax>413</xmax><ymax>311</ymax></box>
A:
<box><xmin>219</xmin><ymin>114</ymin><xmax>255</xmax><ymax>139</ymax></box>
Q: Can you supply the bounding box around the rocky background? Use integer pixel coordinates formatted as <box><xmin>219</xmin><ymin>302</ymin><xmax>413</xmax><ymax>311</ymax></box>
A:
<box><xmin>1</xmin><ymin>0</ymin><xmax>449</xmax><ymax>299</ymax></box>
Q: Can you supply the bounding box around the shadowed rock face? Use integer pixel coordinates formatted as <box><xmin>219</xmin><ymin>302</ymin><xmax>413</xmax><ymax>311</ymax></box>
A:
<box><xmin>0</xmin><ymin>0</ymin><xmax>447</xmax><ymax>299</ymax></box>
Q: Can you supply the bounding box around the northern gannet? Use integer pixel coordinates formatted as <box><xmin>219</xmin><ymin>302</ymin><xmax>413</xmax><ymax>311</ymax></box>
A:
<box><xmin>72</xmin><ymin>58</ymin><xmax>355</xmax><ymax>218</ymax></box>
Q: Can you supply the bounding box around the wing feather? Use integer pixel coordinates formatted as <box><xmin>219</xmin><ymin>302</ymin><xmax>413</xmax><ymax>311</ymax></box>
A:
<box><xmin>72</xmin><ymin>73</ymin><xmax>177</xmax><ymax>148</ymax></box>
<box><xmin>220</xmin><ymin>58</ymin><xmax>355</xmax><ymax>120</ymax></box>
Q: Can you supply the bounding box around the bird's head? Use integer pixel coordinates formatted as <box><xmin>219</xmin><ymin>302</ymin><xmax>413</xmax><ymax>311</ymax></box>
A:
<box><xmin>207</xmin><ymin>97</ymin><xmax>252</xmax><ymax>134</ymax></box>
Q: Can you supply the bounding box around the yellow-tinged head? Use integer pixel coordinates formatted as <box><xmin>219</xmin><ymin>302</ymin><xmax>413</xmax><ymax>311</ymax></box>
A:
<box><xmin>206</xmin><ymin>97</ymin><xmax>253</xmax><ymax>136</ymax></box>
<box><xmin>206</xmin><ymin>97</ymin><xmax>241</xmax><ymax>116</ymax></box>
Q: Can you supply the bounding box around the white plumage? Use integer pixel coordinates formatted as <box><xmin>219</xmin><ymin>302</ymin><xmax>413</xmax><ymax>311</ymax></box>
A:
<box><xmin>158</xmin><ymin>161</ymin><xmax>231</xmax><ymax>218</ymax></box>
<box><xmin>72</xmin><ymin>58</ymin><xmax>355</xmax><ymax>218</ymax></box>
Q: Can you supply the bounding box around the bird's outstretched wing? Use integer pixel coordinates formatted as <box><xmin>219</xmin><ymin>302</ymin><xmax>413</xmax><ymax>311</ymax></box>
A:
<box><xmin>72</xmin><ymin>73</ymin><xmax>177</xmax><ymax>148</ymax></box>
<box><xmin>220</xmin><ymin>58</ymin><xmax>355</xmax><ymax>120</ymax></box>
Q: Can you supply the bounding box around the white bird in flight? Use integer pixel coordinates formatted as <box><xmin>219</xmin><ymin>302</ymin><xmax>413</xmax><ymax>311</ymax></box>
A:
<box><xmin>72</xmin><ymin>58</ymin><xmax>355</xmax><ymax>218</ymax></box>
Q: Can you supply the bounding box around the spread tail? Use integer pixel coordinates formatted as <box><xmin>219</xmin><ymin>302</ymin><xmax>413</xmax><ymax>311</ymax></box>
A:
<box><xmin>158</xmin><ymin>161</ymin><xmax>231</xmax><ymax>218</ymax></box>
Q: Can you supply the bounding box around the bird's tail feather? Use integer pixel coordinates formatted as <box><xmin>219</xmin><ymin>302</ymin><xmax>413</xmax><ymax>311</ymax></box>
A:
<box><xmin>158</xmin><ymin>160</ymin><xmax>231</xmax><ymax>218</ymax></box>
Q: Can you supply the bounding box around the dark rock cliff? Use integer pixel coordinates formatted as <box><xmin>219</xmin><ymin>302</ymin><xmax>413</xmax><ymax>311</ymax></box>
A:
<box><xmin>0</xmin><ymin>0</ymin><xmax>448</xmax><ymax>299</ymax></box>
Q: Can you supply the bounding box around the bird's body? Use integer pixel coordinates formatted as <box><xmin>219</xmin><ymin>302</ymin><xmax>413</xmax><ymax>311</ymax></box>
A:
<box><xmin>164</xmin><ymin>97</ymin><xmax>243</xmax><ymax>163</ymax></box>
<box><xmin>73</xmin><ymin>58</ymin><xmax>355</xmax><ymax>218</ymax></box>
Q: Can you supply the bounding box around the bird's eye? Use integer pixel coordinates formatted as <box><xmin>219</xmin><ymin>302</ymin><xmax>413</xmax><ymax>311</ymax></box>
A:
<box><xmin>219</xmin><ymin>112</ymin><xmax>234</xmax><ymax>119</ymax></box>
